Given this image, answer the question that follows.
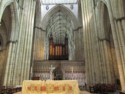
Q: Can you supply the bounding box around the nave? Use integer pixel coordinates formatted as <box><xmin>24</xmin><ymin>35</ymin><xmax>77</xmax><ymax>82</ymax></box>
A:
<box><xmin>0</xmin><ymin>0</ymin><xmax>125</xmax><ymax>94</ymax></box>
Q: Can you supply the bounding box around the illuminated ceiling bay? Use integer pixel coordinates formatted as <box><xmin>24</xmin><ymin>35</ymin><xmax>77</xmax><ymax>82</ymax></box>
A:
<box><xmin>41</xmin><ymin>0</ymin><xmax>78</xmax><ymax>4</ymax></box>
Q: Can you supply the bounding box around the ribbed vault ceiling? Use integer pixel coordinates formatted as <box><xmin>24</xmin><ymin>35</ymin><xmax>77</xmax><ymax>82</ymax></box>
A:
<box><xmin>47</xmin><ymin>11</ymin><xmax>73</xmax><ymax>44</ymax></box>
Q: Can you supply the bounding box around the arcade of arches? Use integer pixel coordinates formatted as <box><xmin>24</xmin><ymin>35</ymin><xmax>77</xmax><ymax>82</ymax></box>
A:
<box><xmin>0</xmin><ymin>0</ymin><xmax>125</xmax><ymax>92</ymax></box>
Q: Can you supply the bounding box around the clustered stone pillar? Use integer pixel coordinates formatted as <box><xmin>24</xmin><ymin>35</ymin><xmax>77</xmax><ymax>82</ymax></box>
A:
<box><xmin>109</xmin><ymin>0</ymin><xmax>125</xmax><ymax>90</ymax></box>
<box><xmin>81</xmin><ymin>0</ymin><xmax>95</xmax><ymax>85</ymax></box>
<box><xmin>113</xmin><ymin>18</ymin><xmax>125</xmax><ymax>90</ymax></box>
<box><xmin>4</xmin><ymin>0</ymin><xmax>36</xmax><ymax>86</ymax></box>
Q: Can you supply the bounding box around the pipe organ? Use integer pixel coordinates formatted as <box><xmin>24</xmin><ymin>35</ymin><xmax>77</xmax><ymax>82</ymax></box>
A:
<box><xmin>49</xmin><ymin>36</ymin><xmax>68</xmax><ymax>60</ymax></box>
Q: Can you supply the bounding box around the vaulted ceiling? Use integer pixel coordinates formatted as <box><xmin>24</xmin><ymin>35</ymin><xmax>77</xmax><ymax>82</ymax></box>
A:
<box><xmin>47</xmin><ymin>11</ymin><xmax>73</xmax><ymax>44</ymax></box>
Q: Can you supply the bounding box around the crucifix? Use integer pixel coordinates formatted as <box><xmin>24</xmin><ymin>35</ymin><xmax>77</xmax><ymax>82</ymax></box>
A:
<box><xmin>49</xmin><ymin>65</ymin><xmax>55</xmax><ymax>80</ymax></box>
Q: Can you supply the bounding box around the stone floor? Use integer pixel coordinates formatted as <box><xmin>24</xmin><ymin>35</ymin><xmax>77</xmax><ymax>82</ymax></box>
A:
<box><xmin>13</xmin><ymin>92</ymin><xmax>21</xmax><ymax>94</ymax></box>
<box><xmin>91</xmin><ymin>92</ymin><xmax>119</xmax><ymax>94</ymax></box>
<box><xmin>81</xmin><ymin>91</ymin><xmax>91</xmax><ymax>94</ymax></box>
<box><xmin>14</xmin><ymin>91</ymin><xmax>91</xmax><ymax>94</ymax></box>
<box><xmin>14</xmin><ymin>91</ymin><xmax>120</xmax><ymax>94</ymax></box>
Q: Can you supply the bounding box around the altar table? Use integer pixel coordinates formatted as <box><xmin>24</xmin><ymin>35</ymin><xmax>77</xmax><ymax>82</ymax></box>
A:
<box><xmin>22</xmin><ymin>80</ymin><xmax>80</xmax><ymax>94</ymax></box>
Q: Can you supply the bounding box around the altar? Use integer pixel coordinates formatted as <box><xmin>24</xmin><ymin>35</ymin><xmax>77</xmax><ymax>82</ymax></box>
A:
<box><xmin>22</xmin><ymin>80</ymin><xmax>80</xmax><ymax>94</ymax></box>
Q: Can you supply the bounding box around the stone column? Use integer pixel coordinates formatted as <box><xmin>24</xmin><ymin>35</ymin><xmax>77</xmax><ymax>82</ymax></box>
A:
<box><xmin>81</xmin><ymin>0</ymin><xmax>94</xmax><ymax>85</ymax></box>
<box><xmin>4</xmin><ymin>0</ymin><xmax>36</xmax><ymax>86</ymax></box>
<box><xmin>114</xmin><ymin>20</ymin><xmax>125</xmax><ymax>90</ymax></box>
<box><xmin>81</xmin><ymin>0</ymin><xmax>117</xmax><ymax>86</ymax></box>
<box><xmin>108</xmin><ymin>0</ymin><xmax>125</xmax><ymax>90</ymax></box>
<box><xmin>3</xmin><ymin>3</ymin><xmax>20</xmax><ymax>86</ymax></box>
<box><xmin>92</xmin><ymin>8</ymin><xmax>102</xmax><ymax>84</ymax></box>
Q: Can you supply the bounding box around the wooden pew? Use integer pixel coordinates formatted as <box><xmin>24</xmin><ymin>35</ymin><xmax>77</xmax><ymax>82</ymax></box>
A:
<box><xmin>89</xmin><ymin>84</ymin><xmax>116</xmax><ymax>93</ymax></box>
<box><xmin>0</xmin><ymin>86</ymin><xmax>22</xmax><ymax>94</ymax></box>
<box><xmin>120</xmin><ymin>91</ymin><xmax>125</xmax><ymax>94</ymax></box>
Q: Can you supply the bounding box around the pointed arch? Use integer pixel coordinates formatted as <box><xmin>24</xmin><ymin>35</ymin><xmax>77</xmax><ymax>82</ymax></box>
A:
<box><xmin>95</xmin><ymin>1</ymin><xmax>119</xmax><ymax>85</ymax></box>
<box><xmin>0</xmin><ymin>1</ymin><xmax>18</xmax><ymax>36</ymax></box>
<box><xmin>0</xmin><ymin>2</ymin><xmax>19</xmax><ymax>86</ymax></box>
<box><xmin>41</xmin><ymin>5</ymin><xmax>79</xmax><ymax>30</ymax></box>
<box><xmin>42</xmin><ymin>5</ymin><xmax>76</xmax><ymax>60</ymax></box>
<box><xmin>0</xmin><ymin>0</ymin><xmax>15</xmax><ymax>22</ymax></box>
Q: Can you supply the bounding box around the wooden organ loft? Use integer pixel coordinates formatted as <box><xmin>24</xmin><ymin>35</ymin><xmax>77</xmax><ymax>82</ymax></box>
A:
<box><xmin>49</xmin><ymin>36</ymin><xmax>68</xmax><ymax>60</ymax></box>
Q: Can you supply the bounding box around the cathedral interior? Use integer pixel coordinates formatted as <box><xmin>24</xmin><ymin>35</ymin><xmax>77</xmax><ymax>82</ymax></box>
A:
<box><xmin>0</xmin><ymin>0</ymin><xmax>125</xmax><ymax>93</ymax></box>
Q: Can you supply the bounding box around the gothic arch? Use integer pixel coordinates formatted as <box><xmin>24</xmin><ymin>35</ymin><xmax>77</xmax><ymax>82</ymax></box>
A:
<box><xmin>0</xmin><ymin>0</ymin><xmax>15</xmax><ymax>21</ymax></box>
<box><xmin>0</xmin><ymin>2</ymin><xmax>18</xmax><ymax>48</ymax></box>
<box><xmin>96</xmin><ymin>1</ymin><xmax>114</xmax><ymax>41</ymax></box>
<box><xmin>41</xmin><ymin>5</ymin><xmax>77</xmax><ymax>60</ymax></box>
<box><xmin>0</xmin><ymin>2</ymin><xmax>18</xmax><ymax>86</ymax></box>
<box><xmin>41</xmin><ymin>5</ymin><xmax>79</xmax><ymax>30</ymax></box>
<box><xmin>96</xmin><ymin>1</ymin><xmax>119</xmax><ymax>84</ymax></box>
<box><xmin>0</xmin><ymin>2</ymin><xmax>18</xmax><ymax>41</ymax></box>
<box><xmin>0</xmin><ymin>5</ymin><xmax>12</xmax><ymax>86</ymax></box>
